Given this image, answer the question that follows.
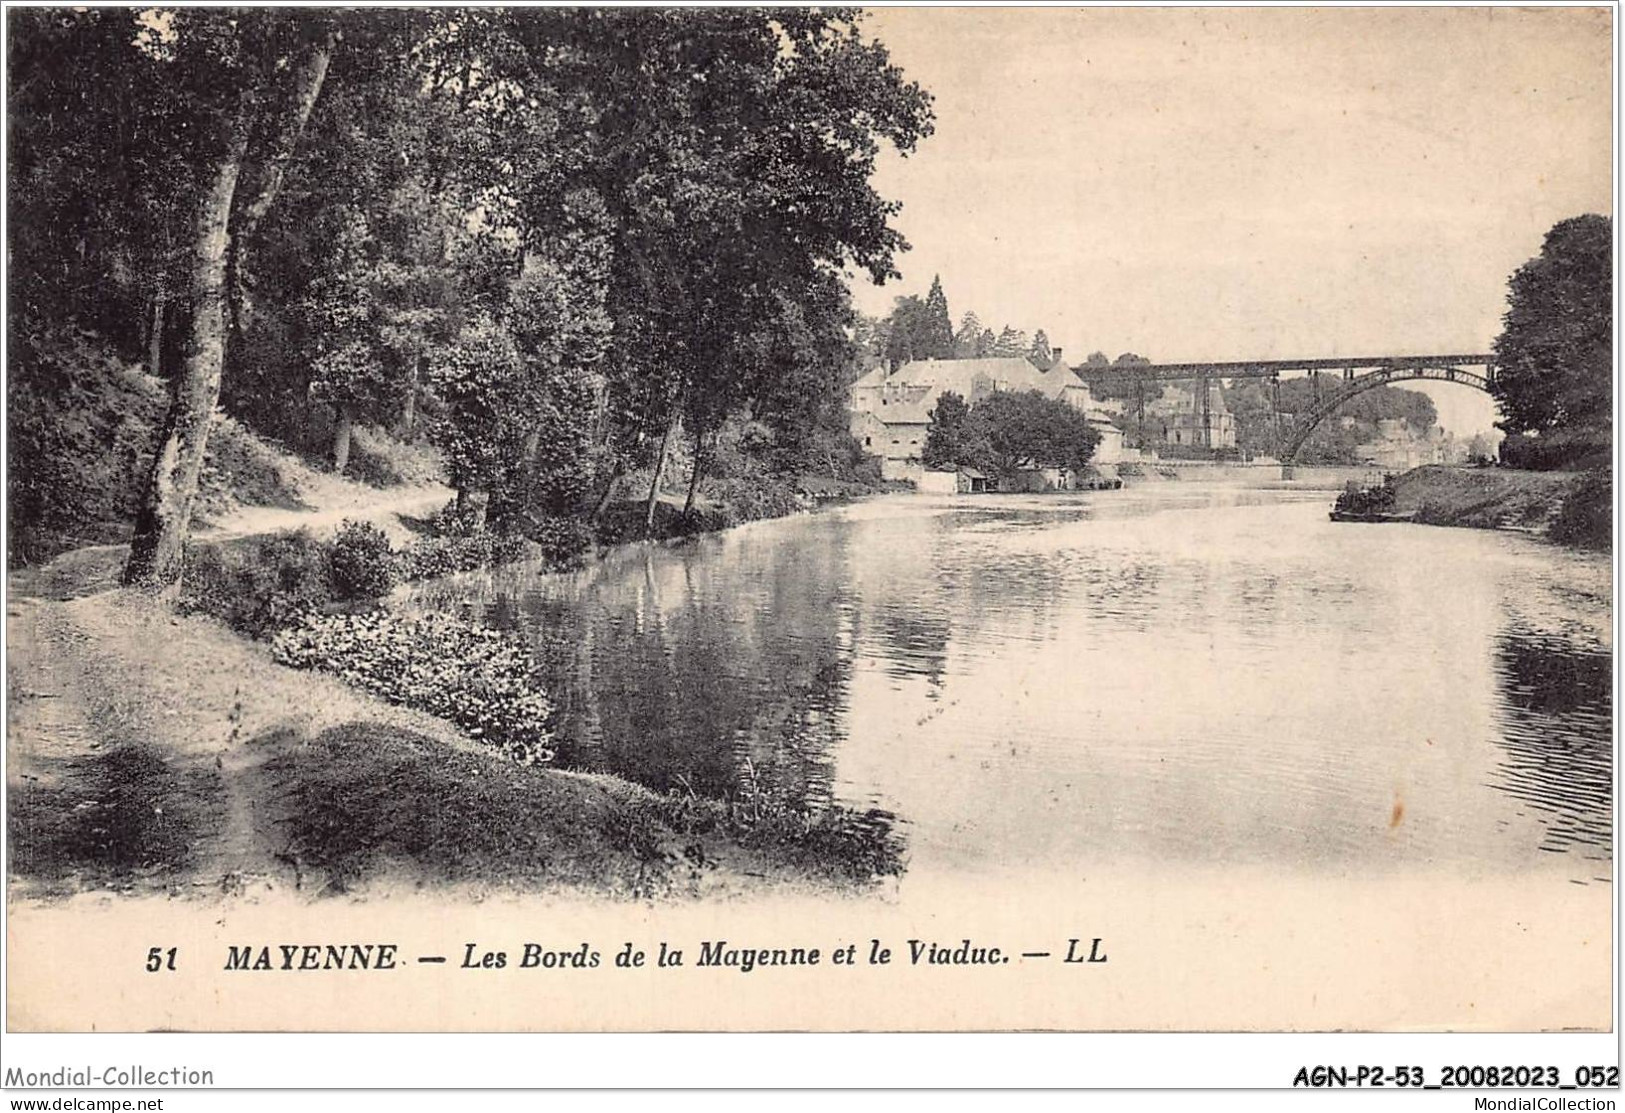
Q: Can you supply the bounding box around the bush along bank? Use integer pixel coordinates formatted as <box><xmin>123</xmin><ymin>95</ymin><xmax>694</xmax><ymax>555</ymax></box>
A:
<box><xmin>270</xmin><ymin>613</ymin><xmax>556</xmax><ymax>764</ymax></box>
<box><xmin>173</xmin><ymin>496</ymin><xmax>786</xmax><ymax>769</ymax></box>
<box><xmin>1547</xmin><ymin>470</ymin><xmax>1611</xmax><ymax>550</ymax></box>
<box><xmin>179</xmin><ymin>519</ymin><xmax>561</xmax><ymax>764</ymax></box>
<box><xmin>591</xmin><ymin>469</ymin><xmax>875</xmax><ymax>547</ymax></box>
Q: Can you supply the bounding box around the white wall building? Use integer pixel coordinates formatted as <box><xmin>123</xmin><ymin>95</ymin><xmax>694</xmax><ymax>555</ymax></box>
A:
<box><xmin>849</xmin><ymin>356</ymin><xmax>1094</xmax><ymax>483</ymax></box>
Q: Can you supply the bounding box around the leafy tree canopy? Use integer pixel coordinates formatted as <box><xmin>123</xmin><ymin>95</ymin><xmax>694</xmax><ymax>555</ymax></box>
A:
<box><xmin>1491</xmin><ymin>214</ymin><xmax>1611</xmax><ymax>461</ymax></box>
<box><xmin>924</xmin><ymin>389</ymin><xmax>1098</xmax><ymax>475</ymax></box>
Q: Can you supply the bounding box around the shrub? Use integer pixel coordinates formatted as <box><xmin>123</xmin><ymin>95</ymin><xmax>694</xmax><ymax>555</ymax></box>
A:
<box><xmin>1549</xmin><ymin>470</ymin><xmax>1611</xmax><ymax>550</ymax></box>
<box><xmin>524</xmin><ymin>514</ymin><xmax>595</xmax><ymax>568</ymax></box>
<box><xmin>656</xmin><ymin>760</ymin><xmax>905</xmax><ymax>882</ymax></box>
<box><xmin>395</xmin><ymin>534</ymin><xmax>489</xmax><ymax>580</ymax></box>
<box><xmin>180</xmin><ymin>531</ymin><xmax>334</xmax><ymax>638</ymax></box>
<box><xmin>1499</xmin><ymin>429</ymin><xmax>1612</xmax><ymax>472</ymax></box>
<box><xmin>705</xmin><ymin>475</ymin><xmax>804</xmax><ymax>527</ymax></box>
<box><xmin>392</xmin><ymin>499</ymin><xmax>535</xmax><ymax>580</ymax></box>
<box><xmin>427</xmin><ymin>497</ymin><xmax>484</xmax><ymax>538</ymax></box>
<box><xmin>395</xmin><ymin>531</ymin><xmax>530</xmax><ymax>581</ymax></box>
<box><xmin>271</xmin><ymin>612</ymin><xmax>556</xmax><ymax>764</ymax></box>
<box><xmin>329</xmin><ymin>520</ymin><xmax>397</xmax><ymax>601</ymax></box>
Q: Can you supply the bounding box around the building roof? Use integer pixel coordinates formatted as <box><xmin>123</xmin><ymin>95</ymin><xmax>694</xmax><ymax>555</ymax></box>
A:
<box><xmin>888</xmin><ymin>356</ymin><xmax>1073</xmax><ymax>395</ymax></box>
<box><xmin>855</xmin><ymin>357</ymin><xmax>1090</xmax><ymax>394</ymax></box>
<box><xmin>848</xmin><ymin>364</ymin><xmax>890</xmax><ymax>391</ymax></box>
<box><xmin>853</xmin><ymin>357</ymin><xmax>1092</xmax><ymax>432</ymax></box>
<box><xmin>1199</xmin><ymin>379</ymin><xmax>1233</xmax><ymax>417</ymax></box>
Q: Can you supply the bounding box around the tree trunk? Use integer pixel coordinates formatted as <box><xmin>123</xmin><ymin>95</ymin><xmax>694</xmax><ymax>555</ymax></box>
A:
<box><xmin>644</xmin><ymin>408</ymin><xmax>678</xmax><ymax>537</ymax></box>
<box><xmin>517</xmin><ymin>426</ymin><xmax>543</xmax><ymax>516</ymax></box>
<box><xmin>591</xmin><ymin>373</ymin><xmax>610</xmax><ymax>445</ymax></box>
<box><xmin>146</xmin><ymin>294</ymin><xmax>164</xmax><ymax>378</ymax></box>
<box><xmin>683</xmin><ymin>424</ymin><xmax>706</xmax><ymax>517</ymax></box>
<box><xmin>123</xmin><ymin>116</ymin><xmax>251</xmax><ymax>590</ymax></box>
<box><xmin>237</xmin><ymin>32</ymin><xmax>334</xmax><ymax>241</ymax></box>
<box><xmin>125</xmin><ymin>33</ymin><xmax>335</xmax><ymax>590</ymax></box>
<box><xmin>331</xmin><ymin>403</ymin><xmax>353</xmax><ymax>473</ymax></box>
<box><xmin>455</xmin><ymin>486</ymin><xmax>490</xmax><ymax>531</ymax></box>
<box><xmin>396</xmin><ymin>350</ymin><xmax>421</xmax><ymax>436</ymax></box>
<box><xmin>584</xmin><ymin>373</ymin><xmax>617</xmax><ymax>521</ymax></box>
<box><xmin>591</xmin><ymin>471</ymin><xmax>620</xmax><ymax>522</ymax></box>
<box><xmin>523</xmin><ymin>427</ymin><xmax>542</xmax><ymax>475</ymax></box>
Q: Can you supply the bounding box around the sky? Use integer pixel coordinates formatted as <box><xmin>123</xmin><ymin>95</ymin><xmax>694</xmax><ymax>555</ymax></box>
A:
<box><xmin>846</xmin><ymin>7</ymin><xmax>1613</xmax><ymax>436</ymax></box>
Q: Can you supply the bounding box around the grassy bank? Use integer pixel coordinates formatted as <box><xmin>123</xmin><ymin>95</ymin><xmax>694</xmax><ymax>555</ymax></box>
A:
<box><xmin>7</xmin><ymin>586</ymin><xmax>901</xmax><ymax>903</ymax></box>
<box><xmin>1351</xmin><ymin>465</ymin><xmax>1609</xmax><ymax>549</ymax></box>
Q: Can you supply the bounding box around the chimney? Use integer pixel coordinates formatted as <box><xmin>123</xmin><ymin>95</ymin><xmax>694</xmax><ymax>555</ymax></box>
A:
<box><xmin>1050</xmin><ymin>347</ymin><xmax>1063</xmax><ymax>365</ymax></box>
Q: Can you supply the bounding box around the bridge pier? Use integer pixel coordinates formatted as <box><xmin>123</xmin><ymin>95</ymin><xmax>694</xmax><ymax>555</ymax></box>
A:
<box><xmin>1280</xmin><ymin>464</ymin><xmax>1296</xmax><ymax>481</ymax></box>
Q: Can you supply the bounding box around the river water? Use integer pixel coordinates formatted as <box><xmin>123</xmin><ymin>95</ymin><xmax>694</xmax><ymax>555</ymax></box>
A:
<box><xmin>403</xmin><ymin>474</ymin><xmax>1612</xmax><ymax>888</ymax></box>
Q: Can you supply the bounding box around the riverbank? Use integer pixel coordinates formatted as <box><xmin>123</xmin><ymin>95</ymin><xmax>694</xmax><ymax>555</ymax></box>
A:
<box><xmin>592</xmin><ymin>472</ymin><xmax>881</xmax><ymax>546</ymax></box>
<box><xmin>7</xmin><ymin>588</ymin><xmax>900</xmax><ymax>903</ymax></box>
<box><xmin>1343</xmin><ymin>465</ymin><xmax>1610</xmax><ymax>548</ymax></box>
<box><xmin>7</xmin><ymin>459</ymin><xmax>902</xmax><ymax>902</ymax></box>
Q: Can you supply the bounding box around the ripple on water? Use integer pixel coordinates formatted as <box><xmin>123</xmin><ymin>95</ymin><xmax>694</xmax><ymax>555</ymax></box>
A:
<box><xmin>1487</xmin><ymin>625</ymin><xmax>1612</xmax><ymax>861</ymax></box>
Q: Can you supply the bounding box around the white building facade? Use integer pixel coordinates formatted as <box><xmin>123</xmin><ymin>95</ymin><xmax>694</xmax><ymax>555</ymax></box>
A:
<box><xmin>849</xmin><ymin>357</ymin><xmax>1095</xmax><ymax>484</ymax></box>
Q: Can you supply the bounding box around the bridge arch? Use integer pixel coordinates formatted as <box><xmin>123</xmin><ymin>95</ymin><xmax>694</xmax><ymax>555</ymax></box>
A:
<box><xmin>1277</xmin><ymin>363</ymin><xmax>1495</xmax><ymax>462</ymax></box>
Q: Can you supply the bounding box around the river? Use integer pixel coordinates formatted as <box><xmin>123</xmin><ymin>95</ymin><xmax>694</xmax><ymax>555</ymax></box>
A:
<box><xmin>402</xmin><ymin>472</ymin><xmax>1612</xmax><ymax>890</ymax></box>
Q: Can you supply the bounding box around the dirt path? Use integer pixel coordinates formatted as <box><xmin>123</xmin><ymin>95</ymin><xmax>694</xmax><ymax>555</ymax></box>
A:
<box><xmin>8</xmin><ymin>589</ymin><xmax>507</xmax><ymax>899</ymax></box>
<box><xmin>9</xmin><ymin>482</ymin><xmax>452</xmax><ymax>603</ymax></box>
<box><xmin>199</xmin><ymin>481</ymin><xmax>451</xmax><ymax>547</ymax></box>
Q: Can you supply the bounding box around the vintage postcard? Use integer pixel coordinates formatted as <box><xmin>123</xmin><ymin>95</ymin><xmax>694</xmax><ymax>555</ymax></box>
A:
<box><xmin>3</xmin><ymin>3</ymin><xmax>1614</xmax><ymax>1055</ymax></box>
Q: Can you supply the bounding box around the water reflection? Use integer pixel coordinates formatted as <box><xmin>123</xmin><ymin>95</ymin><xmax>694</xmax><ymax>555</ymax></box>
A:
<box><xmin>415</xmin><ymin>519</ymin><xmax>880</xmax><ymax>836</ymax></box>
<box><xmin>1489</xmin><ymin>627</ymin><xmax>1612</xmax><ymax>863</ymax></box>
<box><xmin>403</xmin><ymin>482</ymin><xmax>1612</xmax><ymax>885</ymax></box>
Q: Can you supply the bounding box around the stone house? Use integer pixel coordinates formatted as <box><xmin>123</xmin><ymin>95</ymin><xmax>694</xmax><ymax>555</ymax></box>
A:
<box><xmin>849</xmin><ymin>355</ymin><xmax>1093</xmax><ymax>483</ymax></box>
<box><xmin>1160</xmin><ymin>379</ymin><xmax>1236</xmax><ymax>450</ymax></box>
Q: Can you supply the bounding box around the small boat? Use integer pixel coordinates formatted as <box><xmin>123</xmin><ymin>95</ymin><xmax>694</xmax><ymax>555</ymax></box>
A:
<box><xmin>1328</xmin><ymin>509</ymin><xmax>1416</xmax><ymax>523</ymax></box>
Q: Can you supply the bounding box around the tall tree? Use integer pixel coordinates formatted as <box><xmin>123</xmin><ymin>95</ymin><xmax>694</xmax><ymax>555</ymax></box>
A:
<box><xmin>124</xmin><ymin>11</ymin><xmax>342</xmax><ymax>587</ymax></box>
<box><xmin>1028</xmin><ymin>329</ymin><xmax>1053</xmax><ymax>369</ymax></box>
<box><xmin>922</xmin><ymin>274</ymin><xmax>954</xmax><ymax>359</ymax></box>
<box><xmin>494</xmin><ymin>10</ymin><xmax>933</xmax><ymax>529</ymax></box>
<box><xmin>922</xmin><ymin>390</ymin><xmax>973</xmax><ymax>469</ymax></box>
<box><xmin>953</xmin><ymin>311</ymin><xmax>987</xmax><ymax>358</ymax></box>
<box><xmin>881</xmin><ymin>295</ymin><xmax>933</xmax><ymax>371</ymax></box>
<box><xmin>8</xmin><ymin>9</ymin><xmax>193</xmax><ymax>364</ymax></box>
<box><xmin>992</xmin><ymin>325</ymin><xmax>1028</xmax><ymax>357</ymax></box>
<box><xmin>1491</xmin><ymin>214</ymin><xmax>1612</xmax><ymax>464</ymax></box>
<box><xmin>224</xmin><ymin>12</ymin><xmax>472</xmax><ymax>456</ymax></box>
